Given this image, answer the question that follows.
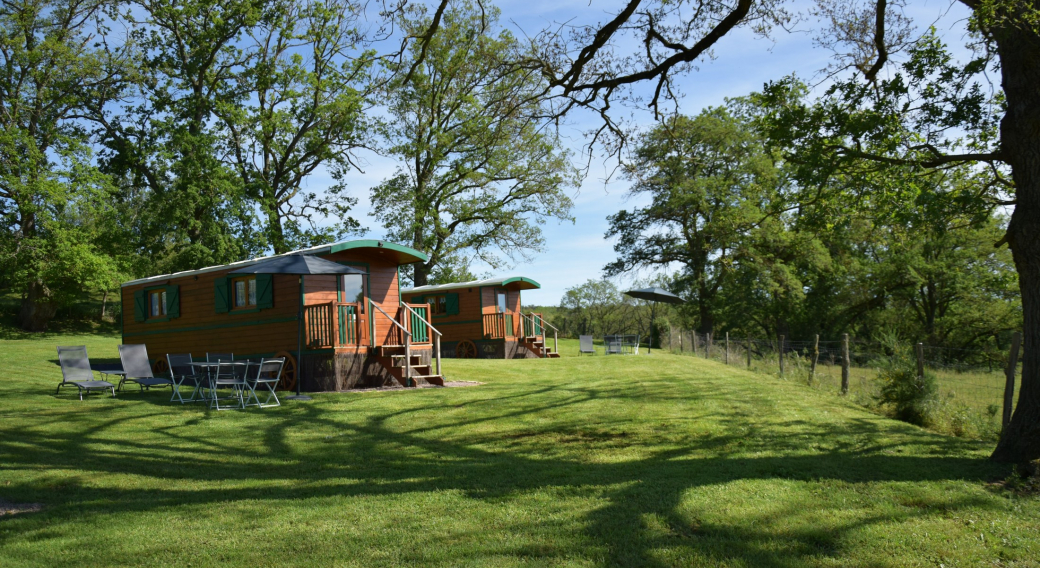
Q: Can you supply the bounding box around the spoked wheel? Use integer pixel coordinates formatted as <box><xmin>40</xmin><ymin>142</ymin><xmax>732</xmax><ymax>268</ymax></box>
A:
<box><xmin>274</xmin><ymin>351</ymin><xmax>298</xmax><ymax>391</ymax></box>
<box><xmin>152</xmin><ymin>357</ymin><xmax>169</xmax><ymax>377</ymax></box>
<box><xmin>455</xmin><ymin>340</ymin><xmax>478</xmax><ymax>359</ymax></box>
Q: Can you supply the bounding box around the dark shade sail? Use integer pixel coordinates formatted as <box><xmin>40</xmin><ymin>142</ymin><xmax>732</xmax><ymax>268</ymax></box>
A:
<box><xmin>230</xmin><ymin>253</ymin><xmax>367</xmax><ymax>276</ymax></box>
<box><xmin>624</xmin><ymin>287</ymin><xmax>684</xmax><ymax>304</ymax></box>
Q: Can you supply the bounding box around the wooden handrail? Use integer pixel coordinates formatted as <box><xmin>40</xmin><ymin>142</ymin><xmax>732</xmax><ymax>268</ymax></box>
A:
<box><xmin>529</xmin><ymin>312</ymin><xmax>558</xmax><ymax>333</ymax></box>
<box><xmin>529</xmin><ymin>312</ymin><xmax>559</xmax><ymax>357</ymax></box>
<box><xmin>370</xmin><ymin>299</ymin><xmax>410</xmax><ymax>337</ymax></box>
<box><xmin>403</xmin><ymin>303</ymin><xmax>442</xmax><ymax>378</ymax></box>
<box><xmin>370</xmin><ymin>299</ymin><xmax>413</xmax><ymax>386</ymax></box>
<box><xmin>403</xmin><ymin>303</ymin><xmax>441</xmax><ymax>338</ymax></box>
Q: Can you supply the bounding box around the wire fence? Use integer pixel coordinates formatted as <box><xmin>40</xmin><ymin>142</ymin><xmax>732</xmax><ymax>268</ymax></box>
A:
<box><xmin>663</xmin><ymin>328</ymin><xmax>1024</xmax><ymax>440</ymax></box>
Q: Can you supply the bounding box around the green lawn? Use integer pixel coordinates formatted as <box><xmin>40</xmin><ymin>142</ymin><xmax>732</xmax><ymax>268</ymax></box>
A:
<box><xmin>671</xmin><ymin>342</ymin><xmax>1014</xmax><ymax>440</ymax></box>
<box><xmin>1</xmin><ymin>332</ymin><xmax>1038</xmax><ymax>567</ymax></box>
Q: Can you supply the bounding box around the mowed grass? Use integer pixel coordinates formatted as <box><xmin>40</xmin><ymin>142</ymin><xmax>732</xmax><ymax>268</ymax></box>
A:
<box><xmin>1</xmin><ymin>332</ymin><xmax>1039</xmax><ymax>567</ymax></box>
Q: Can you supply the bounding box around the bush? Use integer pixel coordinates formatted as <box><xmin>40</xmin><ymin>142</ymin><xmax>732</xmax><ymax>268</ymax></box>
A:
<box><xmin>651</xmin><ymin>317</ymin><xmax>670</xmax><ymax>349</ymax></box>
<box><xmin>874</xmin><ymin>344</ymin><xmax>937</xmax><ymax>426</ymax></box>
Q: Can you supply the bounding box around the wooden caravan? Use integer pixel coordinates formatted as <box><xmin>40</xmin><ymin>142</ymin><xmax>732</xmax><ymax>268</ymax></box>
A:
<box><xmin>402</xmin><ymin>277</ymin><xmax>559</xmax><ymax>359</ymax></box>
<box><xmin>120</xmin><ymin>240</ymin><xmax>445</xmax><ymax>391</ymax></box>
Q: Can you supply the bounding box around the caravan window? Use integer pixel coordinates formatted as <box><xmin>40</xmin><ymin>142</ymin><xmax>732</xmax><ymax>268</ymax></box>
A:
<box><xmin>232</xmin><ymin>277</ymin><xmax>257</xmax><ymax>308</ymax></box>
<box><xmin>149</xmin><ymin>290</ymin><xmax>167</xmax><ymax>317</ymax></box>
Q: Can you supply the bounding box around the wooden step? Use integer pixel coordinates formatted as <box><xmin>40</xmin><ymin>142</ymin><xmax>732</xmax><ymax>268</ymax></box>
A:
<box><xmin>412</xmin><ymin>374</ymin><xmax>445</xmax><ymax>386</ymax></box>
<box><xmin>547</xmin><ymin>352</ymin><xmax>561</xmax><ymax>358</ymax></box>
<box><xmin>389</xmin><ymin>354</ymin><xmax>423</xmax><ymax>367</ymax></box>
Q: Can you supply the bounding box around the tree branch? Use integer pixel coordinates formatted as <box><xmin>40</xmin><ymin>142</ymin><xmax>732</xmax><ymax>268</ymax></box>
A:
<box><xmin>863</xmin><ymin>0</ymin><xmax>888</xmax><ymax>82</ymax></box>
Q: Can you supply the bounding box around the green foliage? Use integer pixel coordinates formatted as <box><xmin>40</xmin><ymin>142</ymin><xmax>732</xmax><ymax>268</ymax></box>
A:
<box><xmin>558</xmin><ymin>279</ymin><xmax>634</xmax><ymax>337</ymax></box>
<box><xmin>372</xmin><ymin>0</ymin><xmax>576</xmax><ymax>286</ymax></box>
<box><xmin>597</xmin><ymin>89</ymin><xmax>1019</xmax><ymax>360</ymax></box>
<box><xmin>425</xmin><ymin>254</ymin><xmax>480</xmax><ymax>286</ymax></box>
<box><xmin>651</xmin><ymin>316</ymin><xmax>670</xmax><ymax>349</ymax></box>
<box><xmin>219</xmin><ymin>0</ymin><xmax>371</xmax><ymax>253</ymax></box>
<box><xmin>874</xmin><ymin>343</ymin><xmax>937</xmax><ymax>426</ymax></box>
<box><xmin>606</xmin><ymin>107</ymin><xmax>786</xmax><ymax>333</ymax></box>
<box><xmin>0</xmin><ymin>0</ymin><xmax>132</xmax><ymax>330</ymax></box>
<box><xmin>101</xmin><ymin>0</ymin><xmax>269</xmax><ymax>273</ymax></box>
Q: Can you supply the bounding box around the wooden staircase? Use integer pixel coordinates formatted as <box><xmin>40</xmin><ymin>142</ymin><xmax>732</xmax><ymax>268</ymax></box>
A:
<box><xmin>520</xmin><ymin>336</ymin><xmax>560</xmax><ymax>358</ymax></box>
<box><xmin>375</xmin><ymin>345</ymin><xmax>445</xmax><ymax>386</ymax></box>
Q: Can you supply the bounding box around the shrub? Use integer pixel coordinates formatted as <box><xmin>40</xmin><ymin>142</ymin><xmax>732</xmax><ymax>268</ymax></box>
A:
<box><xmin>874</xmin><ymin>344</ymin><xmax>937</xmax><ymax>426</ymax></box>
<box><xmin>651</xmin><ymin>317</ymin><xmax>670</xmax><ymax>349</ymax></box>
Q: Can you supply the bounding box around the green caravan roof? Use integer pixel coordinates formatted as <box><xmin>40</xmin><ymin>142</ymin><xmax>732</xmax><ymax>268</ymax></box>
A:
<box><xmin>403</xmin><ymin>276</ymin><xmax>541</xmax><ymax>295</ymax></box>
<box><xmin>121</xmin><ymin>239</ymin><xmax>428</xmax><ymax>288</ymax></box>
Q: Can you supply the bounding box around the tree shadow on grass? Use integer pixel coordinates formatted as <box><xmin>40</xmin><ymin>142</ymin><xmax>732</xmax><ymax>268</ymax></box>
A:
<box><xmin>0</xmin><ymin>380</ymin><xmax>1013</xmax><ymax>566</ymax></box>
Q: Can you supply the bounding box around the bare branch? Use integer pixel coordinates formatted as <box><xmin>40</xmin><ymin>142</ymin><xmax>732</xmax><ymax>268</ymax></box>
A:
<box><xmin>863</xmin><ymin>0</ymin><xmax>888</xmax><ymax>82</ymax></box>
<box><xmin>400</xmin><ymin>0</ymin><xmax>450</xmax><ymax>85</ymax></box>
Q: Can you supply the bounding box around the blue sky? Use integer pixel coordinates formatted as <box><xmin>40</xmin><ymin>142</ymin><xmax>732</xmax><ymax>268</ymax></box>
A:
<box><xmin>325</xmin><ymin>0</ymin><xmax>974</xmax><ymax>306</ymax></box>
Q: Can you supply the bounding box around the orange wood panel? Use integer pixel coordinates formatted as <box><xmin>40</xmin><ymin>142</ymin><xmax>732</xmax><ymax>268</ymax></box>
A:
<box><xmin>121</xmin><ymin>248</ymin><xmax>418</xmax><ymax>359</ymax></box>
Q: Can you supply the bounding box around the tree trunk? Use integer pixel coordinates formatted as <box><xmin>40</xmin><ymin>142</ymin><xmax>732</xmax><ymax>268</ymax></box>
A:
<box><xmin>267</xmin><ymin>197</ymin><xmax>288</xmax><ymax>254</ymax></box>
<box><xmin>414</xmin><ymin>263</ymin><xmax>430</xmax><ymax>287</ymax></box>
<box><xmin>991</xmin><ymin>22</ymin><xmax>1040</xmax><ymax>464</ymax></box>
<box><xmin>18</xmin><ymin>281</ymin><xmax>58</xmax><ymax>332</ymax></box>
<box><xmin>697</xmin><ymin>281</ymin><xmax>714</xmax><ymax>334</ymax></box>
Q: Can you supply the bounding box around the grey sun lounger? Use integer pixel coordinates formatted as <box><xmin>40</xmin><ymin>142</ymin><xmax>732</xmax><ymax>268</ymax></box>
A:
<box><xmin>56</xmin><ymin>346</ymin><xmax>116</xmax><ymax>400</ymax></box>
<box><xmin>117</xmin><ymin>344</ymin><xmax>173</xmax><ymax>392</ymax></box>
<box><xmin>579</xmin><ymin>335</ymin><xmax>596</xmax><ymax>355</ymax></box>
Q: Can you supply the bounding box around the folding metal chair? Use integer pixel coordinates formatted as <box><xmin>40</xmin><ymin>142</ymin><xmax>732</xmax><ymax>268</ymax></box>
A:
<box><xmin>207</xmin><ymin>353</ymin><xmax>233</xmax><ymax>362</ymax></box>
<box><xmin>56</xmin><ymin>346</ymin><xmax>116</xmax><ymax>400</ymax></box>
<box><xmin>167</xmin><ymin>354</ymin><xmax>201</xmax><ymax>403</ymax></box>
<box><xmin>244</xmin><ymin>358</ymin><xmax>285</xmax><ymax>409</ymax></box>
<box><xmin>210</xmin><ymin>361</ymin><xmax>246</xmax><ymax>410</ymax></box>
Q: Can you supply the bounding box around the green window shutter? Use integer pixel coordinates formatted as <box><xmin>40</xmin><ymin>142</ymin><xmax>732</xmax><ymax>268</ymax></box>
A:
<box><xmin>412</xmin><ymin>295</ymin><xmax>424</xmax><ymax>305</ymax></box>
<box><xmin>256</xmin><ymin>274</ymin><xmax>274</xmax><ymax>309</ymax></box>
<box><xmin>165</xmin><ymin>285</ymin><xmax>180</xmax><ymax>318</ymax></box>
<box><xmin>445</xmin><ymin>293</ymin><xmax>460</xmax><ymax>315</ymax></box>
<box><xmin>214</xmin><ymin>277</ymin><xmax>230</xmax><ymax>313</ymax></box>
<box><xmin>133</xmin><ymin>289</ymin><xmax>146</xmax><ymax>322</ymax></box>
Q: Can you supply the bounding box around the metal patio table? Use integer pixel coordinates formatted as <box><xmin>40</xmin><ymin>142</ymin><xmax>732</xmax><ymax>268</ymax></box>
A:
<box><xmin>187</xmin><ymin>361</ymin><xmax>255</xmax><ymax>405</ymax></box>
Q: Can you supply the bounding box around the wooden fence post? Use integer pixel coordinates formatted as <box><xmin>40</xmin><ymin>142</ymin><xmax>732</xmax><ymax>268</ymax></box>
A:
<box><xmin>1003</xmin><ymin>331</ymin><xmax>1022</xmax><ymax>429</ymax></box>
<box><xmin>809</xmin><ymin>334</ymin><xmax>819</xmax><ymax>385</ymax></box>
<box><xmin>725</xmin><ymin>332</ymin><xmax>730</xmax><ymax>365</ymax></box>
<box><xmin>679</xmin><ymin>329</ymin><xmax>684</xmax><ymax>353</ymax></box>
<box><xmin>841</xmin><ymin>333</ymin><xmax>850</xmax><ymax>395</ymax></box>
<box><xmin>778</xmin><ymin>335</ymin><xmax>785</xmax><ymax>377</ymax></box>
<box><xmin>706</xmin><ymin>333</ymin><xmax>712</xmax><ymax>359</ymax></box>
<box><xmin>694</xmin><ymin>333</ymin><xmax>700</xmax><ymax>357</ymax></box>
<box><xmin>915</xmin><ymin>342</ymin><xmax>925</xmax><ymax>379</ymax></box>
<box><xmin>747</xmin><ymin>336</ymin><xmax>752</xmax><ymax>368</ymax></box>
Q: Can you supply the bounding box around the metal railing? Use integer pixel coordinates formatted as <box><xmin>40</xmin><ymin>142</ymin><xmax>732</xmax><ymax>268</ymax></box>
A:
<box><xmin>403</xmin><ymin>303</ymin><xmax>442</xmax><ymax>378</ymax></box>
<box><xmin>369</xmin><ymin>299</ymin><xmax>414</xmax><ymax>386</ymax></box>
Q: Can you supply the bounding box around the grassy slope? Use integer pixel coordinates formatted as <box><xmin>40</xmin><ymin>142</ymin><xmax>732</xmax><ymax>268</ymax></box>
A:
<box><xmin>1</xmin><ymin>333</ymin><xmax>1038</xmax><ymax>567</ymax></box>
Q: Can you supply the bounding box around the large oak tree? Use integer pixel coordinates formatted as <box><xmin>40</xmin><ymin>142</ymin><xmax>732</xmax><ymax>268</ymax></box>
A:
<box><xmin>372</xmin><ymin>0</ymin><xmax>575</xmax><ymax>286</ymax></box>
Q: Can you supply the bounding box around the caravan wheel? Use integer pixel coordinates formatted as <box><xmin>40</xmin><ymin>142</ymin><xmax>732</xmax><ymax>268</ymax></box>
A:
<box><xmin>274</xmin><ymin>351</ymin><xmax>298</xmax><ymax>391</ymax></box>
<box><xmin>455</xmin><ymin>340</ymin><xmax>477</xmax><ymax>359</ymax></box>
